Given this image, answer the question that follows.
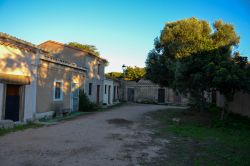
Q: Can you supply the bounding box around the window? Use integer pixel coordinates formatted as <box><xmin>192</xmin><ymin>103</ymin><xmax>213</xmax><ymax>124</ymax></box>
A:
<box><xmin>89</xmin><ymin>83</ymin><xmax>92</xmax><ymax>95</ymax></box>
<box><xmin>97</xmin><ymin>64</ymin><xmax>101</xmax><ymax>75</ymax></box>
<box><xmin>105</xmin><ymin>85</ymin><xmax>107</xmax><ymax>94</ymax></box>
<box><xmin>53</xmin><ymin>80</ymin><xmax>63</xmax><ymax>101</ymax></box>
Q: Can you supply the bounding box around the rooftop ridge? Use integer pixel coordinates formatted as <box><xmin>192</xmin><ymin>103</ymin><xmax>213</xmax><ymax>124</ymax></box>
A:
<box><xmin>39</xmin><ymin>40</ymin><xmax>107</xmax><ymax>62</ymax></box>
<box><xmin>0</xmin><ymin>32</ymin><xmax>46</xmax><ymax>52</ymax></box>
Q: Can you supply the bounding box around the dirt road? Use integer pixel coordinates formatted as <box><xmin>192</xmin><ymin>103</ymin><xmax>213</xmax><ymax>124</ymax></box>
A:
<box><xmin>0</xmin><ymin>104</ymin><xmax>176</xmax><ymax>166</ymax></box>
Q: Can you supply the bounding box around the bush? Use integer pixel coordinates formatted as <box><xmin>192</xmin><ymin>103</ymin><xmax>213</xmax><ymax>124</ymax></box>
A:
<box><xmin>209</xmin><ymin>103</ymin><xmax>222</xmax><ymax>113</ymax></box>
<box><xmin>136</xmin><ymin>98</ymin><xmax>157</xmax><ymax>104</ymax></box>
<box><xmin>188</xmin><ymin>96</ymin><xmax>209</xmax><ymax>112</ymax></box>
<box><xmin>78</xmin><ymin>90</ymin><xmax>98</xmax><ymax>112</ymax></box>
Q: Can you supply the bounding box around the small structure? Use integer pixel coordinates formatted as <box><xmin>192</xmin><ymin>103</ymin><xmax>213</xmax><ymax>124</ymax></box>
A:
<box><xmin>103</xmin><ymin>78</ymin><xmax>114</xmax><ymax>105</ymax></box>
<box><xmin>121</xmin><ymin>79</ymin><xmax>189</xmax><ymax>105</ymax></box>
<box><xmin>103</xmin><ymin>77</ymin><xmax>120</xmax><ymax>105</ymax></box>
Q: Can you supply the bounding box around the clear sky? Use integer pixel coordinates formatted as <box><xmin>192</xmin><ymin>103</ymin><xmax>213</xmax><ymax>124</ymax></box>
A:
<box><xmin>0</xmin><ymin>0</ymin><xmax>249</xmax><ymax>72</ymax></box>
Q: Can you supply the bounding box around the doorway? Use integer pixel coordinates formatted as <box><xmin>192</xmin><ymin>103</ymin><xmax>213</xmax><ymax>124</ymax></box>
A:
<box><xmin>71</xmin><ymin>83</ymin><xmax>79</xmax><ymax>112</ymax></box>
<box><xmin>127</xmin><ymin>88</ymin><xmax>134</xmax><ymax>102</ymax></box>
<box><xmin>96</xmin><ymin>85</ymin><xmax>100</xmax><ymax>104</ymax></box>
<box><xmin>158</xmin><ymin>88</ymin><xmax>165</xmax><ymax>103</ymax></box>
<box><xmin>5</xmin><ymin>84</ymin><xmax>20</xmax><ymax>121</ymax></box>
<box><xmin>212</xmin><ymin>90</ymin><xmax>217</xmax><ymax>104</ymax></box>
<box><xmin>108</xmin><ymin>85</ymin><xmax>111</xmax><ymax>104</ymax></box>
<box><xmin>113</xmin><ymin>86</ymin><xmax>116</xmax><ymax>102</ymax></box>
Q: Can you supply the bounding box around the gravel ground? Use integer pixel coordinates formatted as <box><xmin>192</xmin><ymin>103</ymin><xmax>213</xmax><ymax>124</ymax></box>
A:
<box><xmin>0</xmin><ymin>103</ymin><xmax>179</xmax><ymax>166</ymax></box>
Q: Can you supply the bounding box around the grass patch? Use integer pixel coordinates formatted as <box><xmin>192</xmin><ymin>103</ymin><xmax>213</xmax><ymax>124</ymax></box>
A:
<box><xmin>0</xmin><ymin>122</ymin><xmax>43</xmax><ymax>136</ymax></box>
<box><xmin>151</xmin><ymin>108</ymin><xmax>250</xmax><ymax>166</ymax></box>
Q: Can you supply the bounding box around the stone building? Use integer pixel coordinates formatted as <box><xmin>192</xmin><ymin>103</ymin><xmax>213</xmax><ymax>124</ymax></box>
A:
<box><xmin>103</xmin><ymin>77</ymin><xmax>120</xmax><ymax>105</ymax></box>
<box><xmin>120</xmin><ymin>79</ymin><xmax>189</xmax><ymax>105</ymax></box>
<box><xmin>0</xmin><ymin>33</ymin><xmax>107</xmax><ymax>122</ymax></box>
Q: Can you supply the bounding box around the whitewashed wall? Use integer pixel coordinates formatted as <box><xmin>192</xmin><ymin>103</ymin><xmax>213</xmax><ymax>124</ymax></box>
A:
<box><xmin>0</xmin><ymin>45</ymin><xmax>38</xmax><ymax>121</ymax></box>
<box><xmin>23</xmin><ymin>78</ymin><xmax>37</xmax><ymax>121</ymax></box>
<box><xmin>103</xmin><ymin>79</ymin><xmax>113</xmax><ymax>105</ymax></box>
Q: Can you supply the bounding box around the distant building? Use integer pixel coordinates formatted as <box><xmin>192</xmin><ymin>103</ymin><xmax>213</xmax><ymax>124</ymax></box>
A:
<box><xmin>120</xmin><ymin>79</ymin><xmax>189</xmax><ymax>105</ymax></box>
<box><xmin>103</xmin><ymin>77</ymin><xmax>120</xmax><ymax>105</ymax></box>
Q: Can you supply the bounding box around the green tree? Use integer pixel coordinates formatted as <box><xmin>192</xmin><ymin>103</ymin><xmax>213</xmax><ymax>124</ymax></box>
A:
<box><xmin>146</xmin><ymin>17</ymin><xmax>248</xmax><ymax>118</ymax></box>
<box><xmin>68</xmin><ymin>42</ymin><xmax>100</xmax><ymax>57</ymax></box>
<box><xmin>124</xmin><ymin>66</ymin><xmax>146</xmax><ymax>81</ymax></box>
<box><xmin>105</xmin><ymin>72</ymin><xmax>123</xmax><ymax>79</ymax></box>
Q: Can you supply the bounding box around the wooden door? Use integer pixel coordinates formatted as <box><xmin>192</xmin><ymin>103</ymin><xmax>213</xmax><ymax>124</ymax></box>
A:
<box><xmin>113</xmin><ymin>86</ymin><xmax>116</xmax><ymax>102</ymax></box>
<box><xmin>5</xmin><ymin>84</ymin><xmax>20</xmax><ymax>121</ymax></box>
<box><xmin>96</xmin><ymin>85</ymin><xmax>100</xmax><ymax>104</ymax></box>
<box><xmin>158</xmin><ymin>88</ymin><xmax>165</xmax><ymax>103</ymax></box>
<box><xmin>108</xmin><ymin>85</ymin><xmax>111</xmax><ymax>104</ymax></box>
<box><xmin>127</xmin><ymin>88</ymin><xmax>134</xmax><ymax>102</ymax></box>
<box><xmin>71</xmin><ymin>83</ymin><xmax>79</xmax><ymax>112</ymax></box>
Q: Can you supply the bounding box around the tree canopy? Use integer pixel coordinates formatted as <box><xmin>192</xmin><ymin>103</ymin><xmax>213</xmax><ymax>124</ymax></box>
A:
<box><xmin>146</xmin><ymin>17</ymin><xmax>249</xmax><ymax>113</ymax></box>
<box><xmin>68</xmin><ymin>42</ymin><xmax>100</xmax><ymax>57</ymax></box>
<box><xmin>124</xmin><ymin>66</ymin><xmax>146</xmax><ymax>81</ymax></box>
<box><xmin>105</xmin><ymin>72</ymin><xmax>123</xmax><ymax>79</ymax></box>
<box><xmin>106</xmin><ymin>66</ymin><xmax>146</xmax><ymax>81</ymax></box>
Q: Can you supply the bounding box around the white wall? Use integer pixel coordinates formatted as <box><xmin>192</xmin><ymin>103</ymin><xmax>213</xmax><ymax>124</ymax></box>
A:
<box><xmin>23</xmin><ymin>79</ymin><xmax>37</xmax><ymax>121</ymax></box>
<box><xmin>0</xmin><ymin>44</ymin><xmax>38</xmax><ymax>121</ymax></box>
<box><xmin>0</xmin><ymin>45</ymin><xmax>36</xmax><ymax>76</ymax></box>
<box><xmin>23</xmin><ymin>52</ymin><xmax>40</xmax><ymax>122</ymax></box>
<box><xmin>103</xmin><ymin>79</ymin><xmax>114</xmax><ymax>105</ymax></box>
<box><xmin>0</xmin><ymin>83</ymin><xmax>3</xmax><ymax>119</ymax></box>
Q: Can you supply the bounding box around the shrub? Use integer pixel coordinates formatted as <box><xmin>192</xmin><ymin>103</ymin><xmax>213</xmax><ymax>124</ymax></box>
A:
<box><xmin>188</xmin><ymin>96</ymin><xmax>209</xmax><ymax>112</ymax></box>
<box><xmin>136</xmin><ymin>98</ymin><xmax>157</xmax><ymax>104</ymax></box>
<box><xmin>78</xmin><ymin>90</ymin><xmax>98</xmax><ymax>112</ymax></box>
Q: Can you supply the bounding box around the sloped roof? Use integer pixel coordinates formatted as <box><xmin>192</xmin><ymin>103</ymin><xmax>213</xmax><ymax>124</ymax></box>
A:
<box><xmin>0</xmin><ymin>32</ymin><xmax>47</xmax><ymax>53</ymax></box>
<box><xmin>0</xmin><ymin>32</ymin><xmax>86</xmax><ymax>71</ymax></box>
<box><xmin>137</xmin><ymin>79</ymin><xmax>154</xmax><ymax>84</ymax></box>
<box><xmin>39</xmin><ymin>40</ymin><xmax>108</xmax><ymax>62</ymax></box>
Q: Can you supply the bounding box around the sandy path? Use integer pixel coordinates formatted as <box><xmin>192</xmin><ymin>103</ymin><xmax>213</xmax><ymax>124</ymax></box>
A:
<box><xmin>0</xmin><ymin>104</ymin><xmax>172</xmax><ymax>166</ymax></box>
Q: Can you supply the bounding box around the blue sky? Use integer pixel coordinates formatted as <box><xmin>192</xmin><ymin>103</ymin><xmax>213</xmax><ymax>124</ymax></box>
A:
<box><xmin>0</xmin><ymin>0</ymin><xmax>249</xmax><ymax>72</ymax></box>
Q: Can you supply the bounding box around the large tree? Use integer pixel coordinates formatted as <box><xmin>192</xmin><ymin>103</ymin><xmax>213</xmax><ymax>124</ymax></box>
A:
<box><xmin>124</xmin><ymin>66</ymin><xmax>146</xmax><ymax>81</ymax></box>
<box><xmin>105</xmin><ymin>72</ymin><xmax>123</xmax><ymax>79</ymax></box>
<box><xmin>146</xmin><ymin>17</ymin><xmax>249</xmax><ymax>116</ymax></box>
<box><xmin>105</xmin><ymin>66</ymin><xmax>146</xmax><ymax>81</ymax></box>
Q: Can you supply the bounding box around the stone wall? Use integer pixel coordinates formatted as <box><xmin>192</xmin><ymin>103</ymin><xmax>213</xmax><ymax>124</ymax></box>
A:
<box><xmin>0</xmin><ymin>44</ymin><xmax>39</xmax><ymax>122</ymax></box>
<box><xmin>39</xmin><ymin>41</ymin><xmax>105</xmax><ymax>104</ymax></box>
<box><xmin>36</xmin><ymin>60</ymin><xmax>85</xmax><ymax>113</ymax></box>
<box><xmin>121</xmin><ymin>79</ymin><xmax>189</xmax><ymax>105</ymax></box>
<box><xmin>216</xmin><ymin>91</ymin><xmax>250</xmax><ymax>117</ymax></box>
<box><xmin>103</xmin><ymin>79</ymin><xmax>114</xmax><ymax>105</ymax></box>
